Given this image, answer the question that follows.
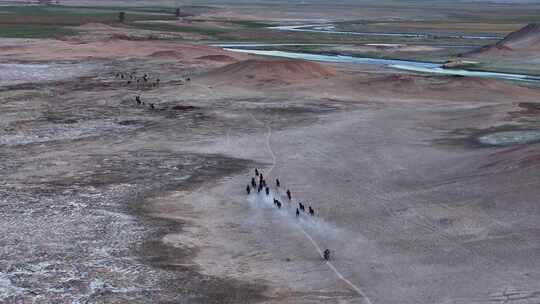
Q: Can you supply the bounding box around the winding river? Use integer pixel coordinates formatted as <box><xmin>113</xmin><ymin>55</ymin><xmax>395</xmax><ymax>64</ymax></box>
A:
<box><xmin>213</xmin><ymin>23</ymin><xmax>537</xmax><ymax>83</ymax></box>
<box><xmin>219</xmin><ymin>47</ymin><xmax>540</xmax><ymax>83</ymax></box>
<box><xmin>269</xmin><ymin>24</ymin><xmax>502</xmax><ymax>40</ymax></box>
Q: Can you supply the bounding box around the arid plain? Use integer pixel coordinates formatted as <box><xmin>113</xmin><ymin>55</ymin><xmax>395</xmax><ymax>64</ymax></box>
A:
<box><xmin>1</xmin><ymin>1</ymin><xmax>540</xmax><ymax>303</ymax></box>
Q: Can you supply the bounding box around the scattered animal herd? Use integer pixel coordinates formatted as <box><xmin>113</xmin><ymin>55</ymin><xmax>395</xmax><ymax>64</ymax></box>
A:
<box><xmin>113</xmin><ymin>71</ymin><xmax>332</xmax><ymax>260</ymax></box>
<box><xmin>247</xmin><ymin>168</ymin><xmax>317</xmax><ymax>218</ymax></box>
<box><xmin>113</xmin><ymin>71</ymin><xmax>191</xmax><ymax>111</ymax></box>
<box><xmin>115</xmin><ymin>71</ymin><xmax>161</xmax><ymax>88</ymax></box>
<box><xmin>134</xmin><ymin>95</ymin><xmax>155</xmax><ymax>109</ymax></box>
<box><xmin>246</xmin><ymin>168</ymin><xmax>331</xmax><ymax>260</ymax></box>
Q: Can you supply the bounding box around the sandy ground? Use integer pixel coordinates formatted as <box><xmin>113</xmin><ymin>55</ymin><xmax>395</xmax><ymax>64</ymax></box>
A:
<box><xmin>2</xmin><ymin>37</ymin><xmax>540</xmax><ymax>303</ymax></box>
<box><xmin>0</xmin><ymin>38</ymin><xmax>248</xmax><ymax>62</ymax></box>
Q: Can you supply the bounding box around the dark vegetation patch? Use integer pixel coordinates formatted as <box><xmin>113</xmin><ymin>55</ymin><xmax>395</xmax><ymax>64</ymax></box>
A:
<box><xmin>45</xmin><ymin>116</ymin><xmax>79</xmax><ymax>124</ymax></box>
<box><xmin>513</xmin><ymin>102</ymin><xmax>540</xmax><ymax>116</ymax></box>
<box><xmin>0</xmin><ymin>24</ymin><xmax>79</xmax><ymax>38</ymax></box>
<box><xmin>196</xmin><ymin>54</ymin><xmax>237</xmax><ymax>62</ymax></box>
<box><xmin>0</xmin><ymin>5</ymin><xmax>176</xmax><ymax>24</ymax></box>
<box><xmin>229</xmin><ymin>20</ymin><xmax>271</xmax><ymax>28</ymax></box>
<box><xmin>108</xmin><ymin>33</ymin><xmax>171</xmax><ymax>41</ymax></box>
<box><xmin>116</xmin><ymin>119</ymin><xmax>146</xmax><ymax>126</ymax></box>
<box><xmin>260</xmin><ymin>103</ymin><xmax>339</xmax><ymax>115</ymax></box>
<box><xmin>171</xmin><ymin>105</ymin><xmax>199</xmax><ymax>111</ymax></box>
<box><xmin>518</xmin><ymin>102</ymin><xmax>540</xmax><ymax>111</ymax></box>
<box><xmin>506</xmin><ymin>102</ymin><xmax>540</xmax><ymax>120</ymax></box>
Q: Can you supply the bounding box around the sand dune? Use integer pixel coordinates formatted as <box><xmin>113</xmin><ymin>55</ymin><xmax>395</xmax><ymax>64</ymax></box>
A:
<box><xmin>203</xmin><ymin>59</ymin><xmax>336</xmax><ymax>85</ymax></box>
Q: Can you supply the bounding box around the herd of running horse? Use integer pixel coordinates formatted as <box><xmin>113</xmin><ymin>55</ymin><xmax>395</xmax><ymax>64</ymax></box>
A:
<box><xmin>246</xmin><ymin>168</ymin><xmax>331</xmax><ymax>261</ymax></box>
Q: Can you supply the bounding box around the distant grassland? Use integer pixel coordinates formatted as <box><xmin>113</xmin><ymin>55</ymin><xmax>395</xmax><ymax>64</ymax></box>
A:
<box><xmin>0</xmin><ymin>5</ymin><xmax>176</xmax><ymax>38</ymax></box>
<box><xmin>335</xmin><ymin>21</ymin><xmax>523</xmax><ymax>36</ymax></box>
<box><xmin>0</xmin><ymin>24</ymin><xmax>79</xmax><ymax>38</ymax></box>
<box><xmin>126</xmin><ymin>21</ymin><xmax>228</xmax><ymax>37</ymax></box>
<box><xmin>0</xmin><ymin>4</ymin><xmax>519</xmax><ymax>45</ymax></box>
<box><xmin>0</xmin><ymin>5</ymin><xmax>272</xmax><ymax>39</ymax></box>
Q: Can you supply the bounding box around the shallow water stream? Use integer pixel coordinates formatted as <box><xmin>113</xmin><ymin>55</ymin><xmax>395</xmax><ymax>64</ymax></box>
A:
<box><xmin>220</xmin><ymin>48</ymin><xmax>540</xmax><ymax>83</ymax></box>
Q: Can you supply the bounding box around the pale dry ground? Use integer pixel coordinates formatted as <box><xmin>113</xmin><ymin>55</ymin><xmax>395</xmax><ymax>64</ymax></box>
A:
<box><xmin>150</xmin><ymin>78</ymin><xmax>540</xmax><ymax>303</ymax></box>
<box><xmin>2</xmin><ymin>38</ymin><xmax>540</xmax><ymax>303</ymax></box>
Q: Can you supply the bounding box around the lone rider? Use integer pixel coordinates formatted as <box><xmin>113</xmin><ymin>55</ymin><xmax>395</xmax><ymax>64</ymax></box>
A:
<box><xmin>323</xmin><ymin>249</ymin><xmax>331</xmax><ymax>261</ymax></box>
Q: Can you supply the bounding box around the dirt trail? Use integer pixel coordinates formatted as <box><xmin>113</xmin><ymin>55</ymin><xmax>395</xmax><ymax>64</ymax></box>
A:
<box><xmin>249</xmin><ymin>113</ymin><xmax>372</xmax><ymax>303</ymax></box>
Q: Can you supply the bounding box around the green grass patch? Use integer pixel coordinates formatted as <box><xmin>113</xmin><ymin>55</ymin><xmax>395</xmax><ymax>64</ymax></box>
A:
<box><xmin>76</xmin><ymin>6</ymin><xmax>177</xmax><ymax>14</ymax></box>
<box><xmin>0</xmin><ymin>5</ymin><xmax>179</xmax><ymax>38</ymax></box>
<box><xmin>229</xmin><ymin>20</ymin><xmax>271</xmax><ymax>29</ymax></box>
<box><xmin>127</xmin><ymin>22</ymin><xmax>227</xmax><ymax>37</ymax></box>
<box><xmin>0</xmin><ymin>5</ymin><xmax>174</xmax><ymax>16</ymax></box>
<box><xmin>0</xmin><ymin>5</ymin><xmax>176</xmax><ymax>26</ymax></box>
<box><xmin>0</xmin><ymin>24</ymin><xmax>78</xmax><ymax>38</ymax></box>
